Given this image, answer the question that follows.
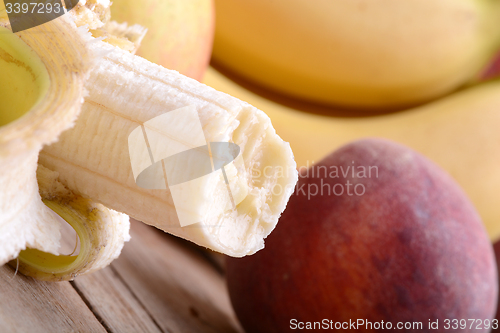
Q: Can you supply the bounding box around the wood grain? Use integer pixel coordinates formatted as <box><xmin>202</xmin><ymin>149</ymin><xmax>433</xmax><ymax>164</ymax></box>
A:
<box><xmin>110</xmin><ymin>220</ymin><xmax>244</xmax><ymax>333</ymax></box>
<box><xmin>0</xmin><ymin>265</ymin><xmax>106</xmax><ymax>333</ymax></box>
<box><xmin>0</xmin><ymin>219</ymin><xmax>243</xmax><ymax>333</ymax></box>
<box><xmin>72</xmin><ymin>266</ymin><xmax>162</xmax><ymax>333</ymax></box>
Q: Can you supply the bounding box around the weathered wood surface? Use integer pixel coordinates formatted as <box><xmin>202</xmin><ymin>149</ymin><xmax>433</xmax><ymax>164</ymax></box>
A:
<box><xmin>0</xmin><ymin>219</ymin><xmax>243</xmax><ymax>333</ymax></box>
<box><xmin>0</xmin><ymin>266</ymin><xmax>106</xmax><ymax>333</ymax></box>
<box><xmin>71</xmin><ymin>265</ymin><xmax>162</xmax><ymax>333</ymax></box>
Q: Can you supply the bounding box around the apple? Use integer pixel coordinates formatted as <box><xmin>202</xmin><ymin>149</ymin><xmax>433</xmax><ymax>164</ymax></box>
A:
<box><xmin>111</xmin><ymin>0</ymin><xmax>215</xmax><ymax>81</ymax></box>
<box><xmin>226</xmin><ymin>139</ymin><xmax>497</xmax><ymax>333</ymax></box>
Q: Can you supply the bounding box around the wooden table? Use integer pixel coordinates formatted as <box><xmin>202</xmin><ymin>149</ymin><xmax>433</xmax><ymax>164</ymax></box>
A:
<box><xmin>0</xmin><ymin>220</ymin><xmax>244</xmax><ymax>333</ymax></box>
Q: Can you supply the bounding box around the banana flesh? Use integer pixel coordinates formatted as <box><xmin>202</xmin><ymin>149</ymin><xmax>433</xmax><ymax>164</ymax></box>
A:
<box><xmin>91</xmin><ymin>21</ymin><xmax>147</xmax><ymax>54</ymax></box>
<box><xmin>69</xmin><ymin>0</ymin><xmax>112</xmax><ymax>30</ymax></box>
<box><xmin>68</xmin><ymin>0</ymin><xmax>147</xmax><ymax>53</ymax></box>
<box><xmin>41</xmin><ymin>39</ymin><xmax>298</xmax><ymax>257</ymax></box>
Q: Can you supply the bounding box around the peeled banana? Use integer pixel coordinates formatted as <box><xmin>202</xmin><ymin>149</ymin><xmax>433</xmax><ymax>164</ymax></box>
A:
<box><xmin>0</xmin><ymin>0</ymin><xmax>297</xmax><ymax>280</ymax></box>
<box><xmin>40</xmin><ymin>38</ymin><xmax>297</xmax><ymax>258</ymax></box>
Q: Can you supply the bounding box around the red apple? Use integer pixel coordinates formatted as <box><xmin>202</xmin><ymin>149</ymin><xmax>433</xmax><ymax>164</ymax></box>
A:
<box><xmin>227</xmin><ymin>139</ymin><xmax>497</xmax><ymax>333</ymax></box>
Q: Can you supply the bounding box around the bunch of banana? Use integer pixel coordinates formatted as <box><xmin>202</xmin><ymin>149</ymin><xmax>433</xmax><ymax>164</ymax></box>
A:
<box><xmin>0</xmin><ymin>0</ymin><xmax>297</xmax><ymax>280</ymax></box>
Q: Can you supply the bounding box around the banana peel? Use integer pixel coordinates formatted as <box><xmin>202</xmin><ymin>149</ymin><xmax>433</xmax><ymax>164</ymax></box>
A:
<box><xmin>0</xmin><ymin>7</ymin><xmax>134</xmax><ymax>281</ymax></box>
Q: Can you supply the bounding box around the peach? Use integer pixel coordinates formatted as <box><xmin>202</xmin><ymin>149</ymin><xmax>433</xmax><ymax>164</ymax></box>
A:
<box><xmin>111</xmin><ymin>0</ymin><xmax>214</xmax><ymax>81</ymax></box>
<box><xmin>227</xmin><ymin>139</ymin><xmax>497</xmax><ymax>333</ymax></box>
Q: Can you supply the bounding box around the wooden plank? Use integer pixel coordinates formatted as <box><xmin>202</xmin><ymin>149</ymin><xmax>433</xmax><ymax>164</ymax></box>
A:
<box><xmin>72</xmin><ymin>266</ymin><xmax>162</xmax><ymax>333</ymax></box>
<box><xmin>0</xmin><ymin>265</ymin><xmax>106</xmax><ymax>333</ymax></box>
<box><xmin>110</xmin><ymin>219</ymin><xmax>244</xmax><ymax>333</ymax></box>
<box><xmin>0</xmin><ymin>219</ymin><xmax>242</xmax><ymax>332</ymax></box>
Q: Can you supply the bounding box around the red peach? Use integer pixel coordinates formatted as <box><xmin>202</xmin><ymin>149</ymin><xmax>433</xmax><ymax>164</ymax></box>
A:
<box><xmin>227</xmin><ymin>138</ymin><xmax>497</xmax><ymax>333</ymax></box>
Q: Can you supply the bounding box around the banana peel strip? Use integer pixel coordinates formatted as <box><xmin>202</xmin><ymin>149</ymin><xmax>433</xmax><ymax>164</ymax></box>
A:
<box><xmin>0</xmin><ymin>12</ymin><xmax>129</xmax><ymax>280</ymax></box>
<box><xmin>13</xmin><ymin>166</ymin><xmax>130</xmax><ymax>281</ymax></box>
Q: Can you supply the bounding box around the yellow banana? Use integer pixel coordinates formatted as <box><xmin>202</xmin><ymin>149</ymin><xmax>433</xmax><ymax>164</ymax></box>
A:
<box><xmin>213</xmin><ymin>0</ymin><xmax>500</xmax><ymax>110</ymax></box>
